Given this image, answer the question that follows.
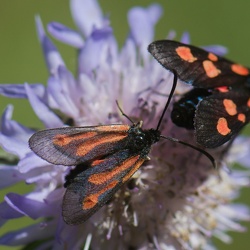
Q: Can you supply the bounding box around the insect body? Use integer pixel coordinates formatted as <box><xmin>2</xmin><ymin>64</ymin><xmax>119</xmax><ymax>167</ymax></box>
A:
<box><xmin>148</xmin><ymin>40</ymin><xmax>250</xmax><ymax>148</ymax></box>
<box><xmin>171</xmin><ymin>88</ymin><xmax>211</xmax><ymax>129</ymax></box>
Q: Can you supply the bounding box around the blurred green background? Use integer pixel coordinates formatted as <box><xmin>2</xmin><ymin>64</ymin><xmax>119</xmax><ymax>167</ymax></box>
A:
<box><xmin>0</xmin><ymin>0</ymin><xmax>250</xmax><ymax>249</ymax></box>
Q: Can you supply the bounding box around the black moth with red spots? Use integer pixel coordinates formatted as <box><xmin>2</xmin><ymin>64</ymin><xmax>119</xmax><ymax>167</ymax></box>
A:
<box><xmin>148</xmin><ymin>40</ymin><xmax>250</xmax><ymax>148</ymax></box>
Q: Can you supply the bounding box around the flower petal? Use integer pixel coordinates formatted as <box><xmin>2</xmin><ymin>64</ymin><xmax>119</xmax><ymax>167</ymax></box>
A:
<box><xmin>47</xmin><ymin>22</ymin><xmax>84</xmax><ymax>48</ymax></box>
<box><xmin>5</xmin><ymin>193</ymin><xmax>55</xmax><ymax>219</ymax></box>
<box><xmin>0</xmin><ymin>221</ymin><xmax>56</xmax><ymax>246</ymax></box>
<box><xmin>35</xmin><ymin>16</ymin><xmax>65</xmax><ymax>76</ymax></box>
<box><xmin>0</xmin><ymin>133</ymin><xmax>28</xmax><ymax>157</ymax></box>
<box><xmin>202</xmin><ymin>45</ymin><xmax>228</xmax><ymax>56</ymax></box>
<box><xmin>18</xmin><ymin>151</ymin><xmax>51</xmax><ymax>173</ymax></box>
<box><xmin>128</xmin><ymin>4</ymin><xmax>162</xmax><ymax>60</ymax></box>
<box><xmin>120</xmin><ymin>37</ymin><xmax>137</xmax><ymax>70</ymax></box>
<box><xmin>0</xmin><ymin>166</ymin><xmax>23</xmax><ymax>188</ymax></box>
<box><xmin>78</xmin><ymin>26</ymin><xmax>116</xmax><ymax>74</ymax></box>
<box><xmin>25</xmin><ymin>83</ymin><xmax>63</xmax><ymax>128</ymax></box>
<box><xmin>47</xmin><ymin>68</ymin><xmax>80</xmax><ymax>118</ymax></box>
<box><xmin>70</xmin><ymin>0</ymin><xmax>105</xmax><ymax>36</ymax></box>
<box><xmin>0</xmin><ymin>83</ymin><xmax>45</xmax><ymax>99</ymax></box>
<box><xmin>180</xmin><ymin>32</ymin><xmax>191</xmax><ymax>44</ymax></box>
<box><xmin>0</xmin><ymin>106</ymin><xmax>32</xmax><ymax>157</ymax></box>
<box><xmin>1</xmin><ymin>105</ymin><xmax>33</xmax><ymax>138</ymax></box>
<box><xmin>58</xmin><ymin>66</ymin><xmax>81</xmax><ymax>104</ymax></box>
<box><xmin>0</xmin><ymin>201</ymin><xmax>23</xmax><ymax>220</ymax></box>
<box><xmin>226</xmin><ymin>136</ymin><xmax>250</xmax><ymax>168</ymax></box>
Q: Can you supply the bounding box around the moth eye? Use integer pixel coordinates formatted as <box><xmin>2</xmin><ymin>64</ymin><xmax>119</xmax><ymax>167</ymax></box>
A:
<box><xmin>136</xmin><ymin>134</ymin><xmax>145</xmax><ymax>141</ymax></box>
<box><xmin>134</xmin><ymin>134</ymin><xmax>146</xmax><ymax>146</ymax></box>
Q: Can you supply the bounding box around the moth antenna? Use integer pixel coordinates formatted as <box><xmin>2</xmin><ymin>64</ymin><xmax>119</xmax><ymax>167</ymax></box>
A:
<box><xmin>116</xmin><ymin>100</ymin><xmax>135</xmax><ymax>124</ymax></box>
<box><xmin>160</xmin><ymin>135</ymin><xmax>217</xmax><ymax>169</ymax></box>
<box><xmin>156</xmin><ymin>70</ymin><xmax>178</xmax><ymax>131</ymax></box>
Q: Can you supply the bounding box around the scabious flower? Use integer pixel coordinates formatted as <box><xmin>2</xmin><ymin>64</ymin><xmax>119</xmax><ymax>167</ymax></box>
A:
<box><xmin>0</xmin><ymin>0</ymin><xmax>249</xmax><ymax>249</ymax></box>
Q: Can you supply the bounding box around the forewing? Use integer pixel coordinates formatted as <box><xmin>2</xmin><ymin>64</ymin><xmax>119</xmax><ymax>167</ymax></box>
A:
<box><xmin>29</xmin><ymin>125</ymin><xmax>130</xmax><ymax>165</ymax></box>
<box><xmin>148</xmin><ymin>40</ymin><xmax>250</xmax><ymax>88</ymax></box>
<box><xmin>194</xmin><ymin>88</ymin><xmax>250</xmax><ymax>148</ymax></box>
<box><xmin>62</xmin><ymin>150</ymin><xmax>145</xmax><ymax>225</ymax></box>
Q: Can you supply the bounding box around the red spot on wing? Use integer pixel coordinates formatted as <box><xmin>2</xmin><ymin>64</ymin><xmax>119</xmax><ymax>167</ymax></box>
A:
<box><xmin>247</xmin><ymin>98</ymin><xmax>250</xmax><ymax>108</ymax></box>
<box><xmin>238</xmin><ymin>113</ymin><xmax>246</xmax><ymax>123</ymax></box>
<box><xmin>208</xmin><ymin>53</ymin><xmax>218</xmax><ymax>61</ymax></box>
<box><xmin>91</xmin><ymin>159</ymin><xmax>106</xmax><ymax>167</ymax></box>
<box><xmin>96</xmin><ymin>124</ymin><xmax>130</xmax><ymax>132</ymax></box>
<box><xmin>122</xmin><ymin>158</ymin><xmax>145</xmax><ymax>183</ymax></box>
<box><xmin>82</xmin><ymin>180</ymin><xmax>118</xmax><ymax>210</ymax></box>
<box><xmin>53</xmin><ymin>132</ymin><xmax>97</xmax><ymax>146</ymax></box>
<box><xmin>76</xmin><ymin>133</ymin><xmax>127</xmax><ymax>157</ymax></box>
<box><xmin>217</xmin><ymin>117</ymin><xmax>231</xmax><ymax>135</ymax></box>
<box><xmin>203</xmin><ymin>60</ymin><xmax>221</xmax><ymax>78</ymax></box>
<box><xmin>216</xmin><ymin>86</ymin><xmax>229</xmax><ymax>93</ymax></box>
<box><xmin>88</xmin><ymin>155</ymin><xmax>141</xmax><ymax>185</ymax></box>
<box><xmin>223</xmin><ymin>99</ymin><xmax>237</xmax><ymax>116</ymax></box>
<box><xmin>176</xmin><ymin>46</ymin><xmax>197</xmax><ymax>63</ymax></box>
<box><xmin>231</xmin><ymin>64</ymin><xmax>249</xmax><ymax>76</ymax></box>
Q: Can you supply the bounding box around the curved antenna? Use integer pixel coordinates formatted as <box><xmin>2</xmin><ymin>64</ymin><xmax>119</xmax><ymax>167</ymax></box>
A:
<box><xmin>116</xmin><ymin>100</ymin><xmax>135</xmax><ymax>124</ymax></box>
<box><xmin>156</xmin><ymin>70</ymin><xmax>178</xmax><ymax>131</ymax></box>
<box><xmin>160</xmin><ymin>135</ymin><xmax>217</xmax><ymax>169</ymax></box>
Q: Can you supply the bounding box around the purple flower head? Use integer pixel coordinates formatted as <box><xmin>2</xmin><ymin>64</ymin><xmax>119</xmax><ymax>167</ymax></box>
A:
<box><xmin>0</xmin><ymin>0</ymin><xmax>249</xmax><ymax>249</ymax></box>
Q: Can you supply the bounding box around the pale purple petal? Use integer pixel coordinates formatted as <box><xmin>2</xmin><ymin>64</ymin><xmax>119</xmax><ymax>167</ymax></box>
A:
<box><xmin>18</xmin><ymin>156</ymin><xmax>64</xmax><ymax>185</ymax></box>
<box><xmin>216</xmin><ymin>205</ymin><xmax>248</xmax><ymax>232</ymax></box>
<box><xmin>18</xmin><ymin>152</ymin><xmax>52</xmax><ymax>173</ymax></box>
<box><xmin>229</xmin><ymin>204</ymin><xmax>250</xmax><ymax>221</ymax></box>
<box><xmin>77</xmin><ymin>73</ymin><xmax>97</xmax><ymax>103</ymax></box>
<box><xmin>5</xmin><ymin>193</ymin><xmax>56</xmax><ymax>219</ymax></box>
<box><xmin>1</xmin><ymin>105</ymin><xmax>33</xmax><ymax>138</ymax></box>
<box><xmin>0</xmin><ymin>166</ymin><xmax>23</xmax><ymax>188</ymax></box>
<box><xmin>166</xmin><ymin>30</ymin><xmax>177</xmax><ymax>40</ymax></box>
<box><xmin>147</xmin><ymin>4</ymin><xmax>163</xmax><ymax>24</ymax></box>
<box><xmin>226</xmin><ymin>136</ymin><xmax>250</xmax><ymax>168</ymax></box>
<box><xmin>0</xmin><ymin>83</ymin><xmax>45</xmax><ymax>99</ymax></box>
<box><xmin>25</xmin><ymin>83</ymin><xmax>64</xmax><ymax>128</ymax></box>
<box><xmin>70</xmin><ymin>0</ymin><xmax>105</xmax><ymax>36</ymax></box>
<box><xmin>120</xmin><ymin>38</ymin><xmax>137</xmax><ymax>70</ymax></box>
<box><xmin>78</xmin><ymin>26</ymin><xmax>115</xmax><ymax>74</ymax></box>
<box><xmin>58</xmin><ymin>66</ymin><xmax>82</xmax><ymax>109</ymax></box>
<box><xmin>35</xmin><ymin>16</ymin><xmax>65</xmax><ymax>76</ymax></box>
<box><xmin>47</xmin><ymin>72</ymin><xmax>80</xmax><ymax>118</ymax></box>
<box><xmin>0</xmin><ymin>105</ymin><xmax>32</xmax><ymax>157</ymax></box>
<box><xmin>180</xmin><ymin>32</ymin><xmax>191</xmax><ymax>44</ymax></box>
<box><xmin>25</xmin><ymin>168</ymin><xmax>60</xmax><ymax>185</ymax></box>
<box><xmin>0</xmin><ymin>201</ymin><xmax>23</xmax><ymax>219</ymax></box>
<box><xmin>0</xmin><ymin>221</ymin><xmax>56</xmax><ymax>246</ymax></box>
<box><xmin>202</xmin><ymin>45</ymin><xmax>228</xmax><ymax>56</ymax></box>
<box><xmin>54</xmin><ymin>219</ymin><xmax>89</xmax><ymax>249</ymax></box>
<box><xmin>177</xmin><ymin>32</ymin><xmax>228</xmax><ymax>56</ymax></box>
<box><xmin>128</xmin><ymin>4</ymin><xmax>162</xmax><ymax>60</ymax></box>
<box><xmin>47</xmin><ymin>22</ymin><xmax>84</xmax><ymax>48</ymax></box>
<box><xmin>0</xmin><ymin>134</ymin><xmax>29</xmax><ymax>157</ymax></box>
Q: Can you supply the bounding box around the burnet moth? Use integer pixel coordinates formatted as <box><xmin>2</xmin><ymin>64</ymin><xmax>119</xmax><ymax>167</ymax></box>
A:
<box><xmin>148</xmin><ymin>40</ymin><xmax>250</xmax><ymax>148</ymax></box>
<box><xmin>29</xmin><ymin>71</ymin><xmax>215</xmax><ymax>225</ymax></box>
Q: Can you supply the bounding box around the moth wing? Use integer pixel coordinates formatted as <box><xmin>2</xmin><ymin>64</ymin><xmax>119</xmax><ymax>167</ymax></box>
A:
<box><xmin>29</xmin><ymin>125</ymin><xmax>130</xmax><ymax>166</ymax></box>
<box><xmin>194</xmin><ymin>88</ymin><xmax>250</xmax><ymax>148</ymax></box>
<box><xmin>62</xmin><ymin>150</ymin><xmax>145</xmax><ymax>225</ymax></box>
<box><xmin>148</xmin><ymin>40</ymin><xmax>249</xmax><ymax>88</ymax></box>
